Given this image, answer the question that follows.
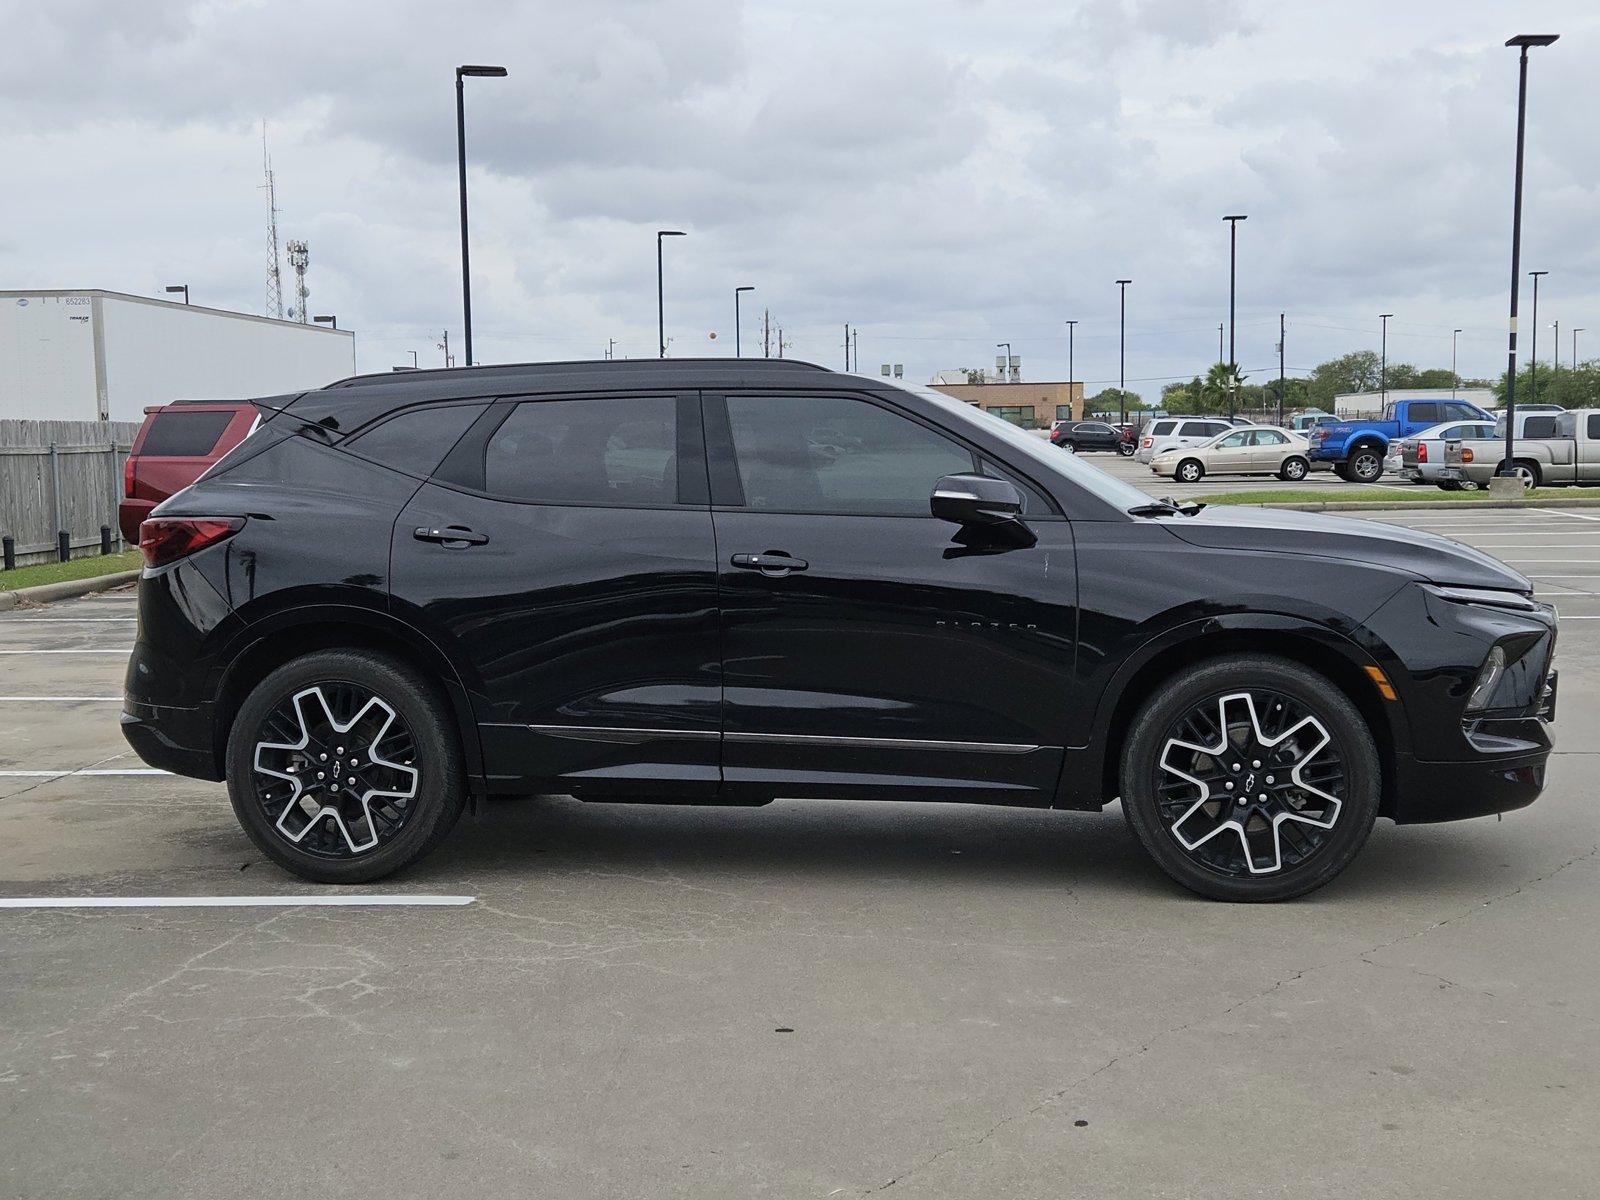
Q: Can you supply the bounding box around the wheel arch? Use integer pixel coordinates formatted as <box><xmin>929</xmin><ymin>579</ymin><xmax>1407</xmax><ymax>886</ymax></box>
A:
<box><xmin>1072</xmin><ymin>617</ymin><xmax>1405</xmax><ymax>820</ymax></box>
<box><xmin>209</xmin><ymin>606</ymin><xmax>485</xmax><ymax>791</ymax></box>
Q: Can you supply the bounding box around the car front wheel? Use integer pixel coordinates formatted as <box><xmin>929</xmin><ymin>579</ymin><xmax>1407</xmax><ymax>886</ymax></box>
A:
<box><xmin>1176</xmin><ymin>459</ymin><xmax>1204</xmax><ymax>483</ymax></box>
<box><xmin>1118</xmin><ymin>654</ymin><xmax>1381</xmax><ymax>901</ymax></box>
<box><xmin>225</xmin><ymin>649</ymin><xmax>466</xmax><ymax>883</ymax></box>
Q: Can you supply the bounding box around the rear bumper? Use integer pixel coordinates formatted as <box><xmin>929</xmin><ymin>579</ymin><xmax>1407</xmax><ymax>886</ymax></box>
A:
<box><xmin>118</xmin><ymin>499</ymin><xmax>155</xmax><ymax>545</ymax></box>
<box><xmin>121</xmin><ymin>698</ymin><xmax>222</xmax><ymax>781</ymax></box>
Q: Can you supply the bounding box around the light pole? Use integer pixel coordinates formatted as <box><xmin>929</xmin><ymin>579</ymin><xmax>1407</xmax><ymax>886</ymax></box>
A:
<box><xmin>1500</xmin><ymin>34</ymin><xmax>1559</xmax><ymax>479</ymax></box>
<box><xmin>1277</xmin><ymin>312</ymin><xmax>1286</xmax><ymax>428</ymax></box>
<box><xmin>1452</xmin><ymin>328</ymin><xmax>1463</xmax><ymax>398</ymax></box>
<box><xmin>164</xmin><ymin>284</ymin><xmax>189</xmax><ymax>305</ymax></box>
<box><xmin>1552</xmin><ymin>319</ymin><xmax>1560</xmax><ymax>379</ymax></box>
<box><xmin>1529</xmin><ymin>270</ymin><xmax>1548</xmax><ymax>404</ymax></box>
<box><xmin>1065</xmin><ymin>320</ymin><xmax>1078</xmax><ymax>419</ymax></box>
<box><xmin>657</xmin><ymin>230</ymin><xmax>686</xmax><ymax>358</ymax></box>
<box><xmin>1116</xmin><ymin>280</ymin><xmax>1132</xmax><ymax>426</ymax></box>
<box><xmin>408</xmin><ymin>350</ymin><xmax>418</xmax><ymax>369</ymax></box>
<box><xmin>456</xmin><ymin>64</ymin><xmax>507</xmax><ymax>369</ymax></box>
<box><xmin>313</xmin><ymin>315</ymin><xmax>338</xmax><ymax>329</ymax></box>
<box><xmin>1224</xmin><ymin>214</ymin><xmax>1247</xmax><ymax>418</ymax></box>
<box><xmin>1379</xmin><ymin>314</ymin><xmax>1393</xmax><ymax>406</ymax></box>
<box><xmin>1575</xmin><ymin>328</ymin><xmax>1586</xmax><ymax>370</ymax></box>
<box><xmin>734</xmin><ymin>286</ymin><xmax>754</xmax><ymax>357</ymax></box>
<box><xmin>995</xmin><ymin>342</ymin><xmax>1012</xmax><ymax>382</ymax></box>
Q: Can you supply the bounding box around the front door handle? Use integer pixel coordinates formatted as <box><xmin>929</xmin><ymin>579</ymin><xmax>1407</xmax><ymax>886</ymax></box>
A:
<box><xmin>414</xmin><ymin>525</ymin><xmax>489</xmax><ymax>547</ymax></box>
<box><xmin>731</xmin><ymin>551</ymin><xmax>808</xmax><ymax>577</ymax></box>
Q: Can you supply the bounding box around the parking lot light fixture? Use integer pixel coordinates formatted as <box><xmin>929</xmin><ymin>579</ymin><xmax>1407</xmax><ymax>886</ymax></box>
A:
<box><xmin>456</xmin><ymin>64</ymin><xmax>508</xmax><ymax>369</ymax></box>
<box><xmin>313</xmin><ymin>315</ymin><xmax>338</xmax><ymax>329</ymax></box>
<box><xmin>995</xmin><ymin>342</ymin><xmax>1012</xmax><ymax>383</ymax></box>
<box><xmin>164</xmin><ymin>284</ymin><xmax>189</xmax><ymax>305</ymax></box>
<box><xmin>1116</xmin><ymin>280</ymin><xmax>1132</xmax><ymax>426</ymax></box>
<box><xmin>1500</xmin><ymin>34</ymin><xmax>1559</xmax><ymax>478</ymax></box>
<box><xmin>657</xmin><ymin>230</ymin><xmax>686</xmax><ymax>358</ymax></box>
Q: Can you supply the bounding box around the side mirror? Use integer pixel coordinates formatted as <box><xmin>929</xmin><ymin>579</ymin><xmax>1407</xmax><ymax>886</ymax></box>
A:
<box><xmin>931</xmin><ymin>473</ymin><xmax>1025</xmax><ymax>528</ymax></box>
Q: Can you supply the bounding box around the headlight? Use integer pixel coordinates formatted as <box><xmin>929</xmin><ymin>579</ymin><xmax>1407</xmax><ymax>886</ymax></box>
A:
<box><xmin>1425</xmin><ymin>585</ymin><xmax>1540</xmax><ymax>612</ymax></box>
<box><xmin>1466</xmin><ymin>645</ymin><xmax>1507</xmax><ymax>712</ymax></box>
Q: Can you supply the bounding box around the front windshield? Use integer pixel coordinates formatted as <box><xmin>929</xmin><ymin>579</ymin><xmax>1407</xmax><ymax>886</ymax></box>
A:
<box><xmin>884</xmin><ymin>380</ymin><xmax>1159</xmax><ymax>512</ymax></box>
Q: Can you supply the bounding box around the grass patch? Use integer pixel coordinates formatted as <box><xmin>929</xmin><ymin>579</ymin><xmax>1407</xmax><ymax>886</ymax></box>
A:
<box><xmin>1190</xmin><ymin>487</ymin><xmax>1578</xmax><ymax>506</ymax></box>
<box><xmin>0</xmin><ymin>550</ymin><xmax>141</xmax><ymax>593</ymax></box>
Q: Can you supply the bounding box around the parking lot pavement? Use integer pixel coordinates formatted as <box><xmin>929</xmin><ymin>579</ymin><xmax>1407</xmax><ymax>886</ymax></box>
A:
<box><xmin>3</xmin><ymin>537</ymin><xmax>1598</xmax><ymax>1200</ymax></box>
<box><xmin>1088</xmin><ymin>448</ymin><xmax>1419</xmax><ymax>497</ymax></box>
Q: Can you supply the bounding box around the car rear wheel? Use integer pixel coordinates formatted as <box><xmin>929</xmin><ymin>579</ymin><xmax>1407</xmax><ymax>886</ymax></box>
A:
<box><xmin>1176</xmin><ymin>459</ymin><xmax>1204</xmax><ymax>483</ymax></box>
<box><xmin>225</xmin><ymin>650</ymin><xmax>466</xmax><ymax>883</ymax></box>
<box><xmin>1117</xmin><ymin>442</ymin><xmax>1136</xmax><ymax>457</ymax></box>
<box><xmin>1347</xmin><ymin>448</ymin><xmax>1384</xmax><ymax>483</ymax></box>
<box><xmin>1118</xmin><ymin>655</ymin><xmax>1381</xmax><ymax>902</ymax></box>
<box><xmin>1279</xmin><ymin>456</ymin><xmax>1309</xmax><ymax>481</ymax></box>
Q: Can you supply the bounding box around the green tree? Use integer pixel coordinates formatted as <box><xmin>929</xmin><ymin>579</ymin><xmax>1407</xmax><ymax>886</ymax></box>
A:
<box><xmin>1494</xmin><ymin>361</ymin><xmax>1600</xmax><ymax>408</ymax></box>
<box><xmin>1085</xmin><ymin>387</ymin><xmax>1148</xmax><ymax>417</ymax></box>
<box><xmin>1306</xmin><ymin>351</ymin><xmax>1381</xmax><ymax>409</ymax></box>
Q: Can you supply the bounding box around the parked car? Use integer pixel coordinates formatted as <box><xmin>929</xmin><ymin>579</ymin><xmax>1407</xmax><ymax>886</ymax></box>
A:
<box><xmin>1308</xmin><ymin>399</ymin><xmax>1494</xmax><ymax>483</ymax></box>
<box><xmin>118</xmin><ymin>400</ymin><xmax>257</xmax><ymax>542</ymax></box>
<box><xmin>1383</xmin><ymin>420</ymin><xmax>1498</xmax><ymax>485</ymax></box>
<box><xmin>123</xmin><ymin>358</ymin><xmax>1556</xmax><ymax>902</ymax></box>
<box><xmin>1135</xmin><ymin>416</ymin><xmax>1234</xmax><ymax>464</ymax></box>
<box><xmin>1151</xmin><ymin>426</ymin><xmax>1311</xmax><ymax>483</ymax></box>
<box><xmin>1052</xmin><ymin>419</ymin><xmax>1125</xmax><ymax>453</ymax></box>
<box><xmin>1440</xmin><ymin>408</ymin><xmax>1598</xmax><ymax>489</ymax></box>
<box><xmin>1288</xmin><ymin>411</ymin><xmax>1335</xmax><ymax>432</ymax></box>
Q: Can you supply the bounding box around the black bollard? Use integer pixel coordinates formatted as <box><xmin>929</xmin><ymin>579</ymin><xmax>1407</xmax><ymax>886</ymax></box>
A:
<box><xmin>2</xmin><ymin>535</ymin><xmax>14</xmax><ymax>572</ymax></box>
<box><xmin>58</xmin><ymin>531</ymin><xmax>70</xmax><ymax>563</ymax></box>
<box><xmin>101</xmin><ymin>525</ymin><xmax>113</xmax><ymax>555</ymax></box>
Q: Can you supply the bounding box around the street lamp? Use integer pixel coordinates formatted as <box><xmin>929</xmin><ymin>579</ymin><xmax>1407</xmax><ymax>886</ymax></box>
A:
<box><xmin>1065</xmin><ymin>320</ymin><xmax>1078</xmax><ymax>419</ymax></box>
<box><xmin>1379</xmin><ymin>314</ymin><xmax>1394</xmax><ymax>405</ymax></box>
<box><xmin>313</xmin><ymin>315</ymin><xmax>338</xmax><ymax>329</ymax></box>
<box><xmin>657</xmin><ymin>230</ymin><xmax>686</xmax><ymax>358</ymax></box>
<box><xmin>455</xmin><ymin>64</ymin><xmax>508</xmax><ymax>369</ymax></box>
<box><xmin>1224</xmin><ymin>215</ymin><xmax>1247</xmax><ymax>418</ymax></box>
<box><xmin>1575</xmin><ymin>328</ymin><xmax>1586</xmax><ymax>370</ymax></box>
<box><xmin>995</xmin><ymin>342</ymin><xmax>1012</xmax><ymax>383</ymax></box>
<box><xmin>1552</xmin><ymin>320</ymin><xmax>1560</xmax><ymax>379</ymax></box>
<box><xmin>164</xmin><ymin>284</ymin><xmax>189</xmax><ymax>305</ymax></box>
<box><xmin>1499</xmin><ymin>33</ymin><xmax>1559</xmax><ymax>480</ymax></box>
<box><xmin>1116</xmin><ymin>280</ymin><xmax>1132</xmax><ymax>426</ymax></box>
<box><xmin>734</xmin><ymin>286</ymin><xmax>754</xmax><ymax>357</ymax></box>
<box><xmin>1528</xmin><ymin>270</ymin><xmax>1548</xmax><ymax>404</ymax></box>
<box><xmin>1452</xmin><ymin>328</ymin><xmax>1463</xmax><ymax>398</ymax></box>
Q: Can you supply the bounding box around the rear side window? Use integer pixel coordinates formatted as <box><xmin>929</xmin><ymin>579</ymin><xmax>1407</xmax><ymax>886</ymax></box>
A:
<box><xmin>484</xmin><ymin>396</ymin><xmax>678</xmax><ymax>506</ymax></box>
<box><xmin>725</xmin><ymin>394</ymin><xmax>973</xmax><ymax>516</ymax></box>
<box><xmin>1178</xmin><ymin>421</ymin><xmax>1213</xmax><ymax>437</ymax></box>
<box><xmin>139</xmin><ymin>410</ymin><xmax>234</xmax><ymax>457</ymax></box>
<box><xmin>346</xmin><ymin>403</ymin><xmax>488</xmax><ymax>477</ymax></box>
<box><xmin>1524</xmin><ymin>416</ymin><xmax>1558</xmax><ymax>439</ymax></box>
<box><xmin>1408</xmin><ymin>403</ymin><xmax>1443</xmax><ymax>424</ymax></box>
<box><xmin>1151</xmin><ymin>420</ymin><xmax>1177</xmax><ymax>435</ymax></box>
<box><xmin>1586</xmin><ymin>414</ymin><xmax>1600</xmax><ymax>440</ymax></box>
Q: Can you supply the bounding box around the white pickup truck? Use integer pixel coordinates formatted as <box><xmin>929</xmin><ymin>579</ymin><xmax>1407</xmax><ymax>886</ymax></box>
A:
<box><xmin>1440</xmin><ymin>408</ymin><xmax>1600</xmax><ymax>489</ymax></box>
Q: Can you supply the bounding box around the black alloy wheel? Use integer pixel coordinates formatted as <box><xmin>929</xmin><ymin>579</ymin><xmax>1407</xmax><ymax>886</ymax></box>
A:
<box><xmin>1120</xmin><ymin>655</ymin><xmax>1380</xmax><ymax>901</ymax></box>
<box><xmin>226</xmin><ymin>650</ymin><xmax>466</xmax><ymax>883</ymax></box>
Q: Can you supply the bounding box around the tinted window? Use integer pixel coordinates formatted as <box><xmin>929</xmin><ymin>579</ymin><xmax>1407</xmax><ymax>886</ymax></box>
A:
<box><xmin>1407</xmin><ymin>403</ymin><xmax>1443</xmax><ymax>424</ymax></box>
<box><xmin>347</xmin><ymin>403</ymin><xmax>487</xmax><ymax>476</ymax></box>
<box><xmin>1151</xmin><ymin>420</ymin><xmax>1178</xmax><ymax>435</ymax></box>
<box><xmin>139</xmin><ymin>410</ymin><xmax>234</xmax><ymax>457</ymax></box>
<box><xmin>1081</xmin><ymin>422</ymin><xmax>1114</xmax><ymax>434</ymax></box>
<box><xmin>1585</xmin><ymin>414</ymin><xmax>1600</xmax><ymax>440</ymax></box>
<box><xmin>725</xmin><ymin>395</ymin><xmax>974</xmax><ymax>515</ymax></box>
<box><xmin>484</xmin><ymin>396</ymin><xmax>678</xmax><ymax>506</ymax></box>
<box><xmin>1178</xmin><ymin>422</ymin><xmax>1213</xmax><ymax>437</ymax></box>
<box><xmin>1443</xmin><ymin>403</ymin><xmax>1482</xmax><ymax>421</ymax></box>
<box><xmin>1525</xmin><ymin>416</ymin><xmax>1558</xmax><ymax>439</ymax></box>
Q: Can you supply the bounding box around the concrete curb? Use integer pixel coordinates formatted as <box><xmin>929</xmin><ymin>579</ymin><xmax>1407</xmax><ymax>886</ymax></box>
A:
<box><xmin>0</xmin><ymin>569</ymin><xmax>141</xmax><ymax>612</ymax></box>
<box><xmin>1209</xmin><ymin>496</ymin><xmax>1600</xmax><ymax>513</ymax></box>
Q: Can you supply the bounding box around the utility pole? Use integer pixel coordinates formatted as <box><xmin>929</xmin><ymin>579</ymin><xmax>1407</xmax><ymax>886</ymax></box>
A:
<box><xmin>1218</xmin><ymin>323</ymin><xmax>1224</xmax><ymax>364</ymax></box>
<box><xmin>1452</xmin><ymin>328</ymin><xmax>1463</xmax><ymax>398</ymax></box>
<box><xmin>606</xmin><ymin>338</ymin><xmax>616</xmax><ymax>360</ymax></box>
<box><xmin>763</xmin><ymin>309</ymin><xmax>771</xmax><ymax>358</ymax></box>
<box><xmin>1278</xmin><ymin>312</ymin><xmax>1286</xmax><ymax>427</ymax></box>
<box><xmin>1116</xmin><ymin>280</ymin><xmax>1132</xmax><ymax>427</ymax></box>
<box><xmin>1379</xmin><ymin>313</ymin><xmax>1393</xmax><ymax>405</ymax></box>
<box><xmin>777</xmin><ymin>327</ymin><xmax>784</xmax><ymax>359</ymax></box>
<box><xmin>1224</xmin><ymin>214</ymin><xmax>1248</xmax><ymax>420</ymax></box>
<box><xmin>852</xmin><ymin>328</ymin><xmax>859</xmax><ymax>373</ymax></box>
<box><xmin>1065</xmin><ymin>320</ymin><xmax>1078</xmax><ymax>419</ymax></box>
<box><xmin>439</xmin><ymin>329</ymin><xmax>453</xmax><ymax>368</ymax></box>
<box><xmin>1575</xmin><ymin>328</ymin><xmax>1585</xmax><ymax>370</ymax></box>
<box><xmin>1529</xmin><ymin>270</ymin><xmax>1548</xmax><ymax>404</ymax></box>
<box><xmin>844</xmin><ymin>324</ymin><xmax>850</xmax><ymax>371</ymax></box>
<box><xmin>1553</xmin><ymin>319</ymin><xmax>1560</xmax><ymax>379</ymax></box>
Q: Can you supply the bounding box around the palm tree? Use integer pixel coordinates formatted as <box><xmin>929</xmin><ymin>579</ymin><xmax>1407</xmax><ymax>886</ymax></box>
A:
<box><xmin>1198</xmin><ymin>361</ymin><xmax>1243</xmax><ymax>414</ymax></box>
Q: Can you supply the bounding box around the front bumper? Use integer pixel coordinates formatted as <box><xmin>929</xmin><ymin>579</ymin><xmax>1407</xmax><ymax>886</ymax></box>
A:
<box><xmin>1391</xmin><ymin>744</ymin><xmax>1548</xmax><ymax>823</ymax></box>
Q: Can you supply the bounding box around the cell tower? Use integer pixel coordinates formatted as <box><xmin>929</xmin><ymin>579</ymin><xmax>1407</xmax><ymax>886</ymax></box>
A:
<box><xmin>261</xmin><ymin>122</ymin><xmax>284</xmax><ymax>319</ymax></box>
<box><xmin>286</xmin><ymin>240</ymin><xmax>309</xmax><ymax>323</ymax></box>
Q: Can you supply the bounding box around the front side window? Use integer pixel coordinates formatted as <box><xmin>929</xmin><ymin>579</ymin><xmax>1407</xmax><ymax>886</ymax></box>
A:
<box><xmin>483</xmin><ymin>396</ymin><xmax>678</xmax><ymax>506</ymax></box>
<box><xmin>725</xmin><ymin>394</ymin><xmax>975</xmax><ymax>516</ymax></box>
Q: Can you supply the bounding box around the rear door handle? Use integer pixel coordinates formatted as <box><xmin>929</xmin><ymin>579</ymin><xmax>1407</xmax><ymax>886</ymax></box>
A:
<box><xmin>731</xmin><ymin>551</ymin><xmax>808</xmax><ymax>576</ymax></box>
<box><xmin>414</xmin><ymin>525</ymin><xmax>488</xmax><ymax>547</ymax></box>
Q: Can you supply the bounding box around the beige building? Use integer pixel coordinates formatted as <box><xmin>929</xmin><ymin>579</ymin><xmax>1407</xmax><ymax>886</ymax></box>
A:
<box><xmin>928</xmin><ymin>377</ymin><xmax>1083</xmax><ymax>429</ymax></box>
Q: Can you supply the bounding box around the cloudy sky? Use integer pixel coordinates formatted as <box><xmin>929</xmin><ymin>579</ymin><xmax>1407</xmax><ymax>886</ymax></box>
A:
<box><xmin>3</xmin><ymin>0</ymin><xmax>1597</xmax><ymax>399</ymax></box>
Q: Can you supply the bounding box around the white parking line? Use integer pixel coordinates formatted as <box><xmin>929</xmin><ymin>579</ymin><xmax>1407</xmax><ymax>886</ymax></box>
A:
<box><xmin>0</xmin><ymin>769</ymin><xmax>169</xmax><ymax>777</ymax></box>
<box><xmin>17</xmin><ymin>618</ymin><xmax>137</xmax><ymax>623</ymax></box>
<box><xmin>0</xmin><ymin>696</ymin><xmax>121</xmax><ymax>702</ymax></box>
<box><xmin>0</xmin><ymin>895</ymin><xmax>476</xmax><ymax>909</ymax></box>
<box><xmin>0</xmin><ymin>650</ymin><xmax>129</xmax><ymax>655</ymax></box>
<box><xmin>1538</xmin><ymin>508</ymin><xmax>1600</xmax><ymax>522</ymax></box>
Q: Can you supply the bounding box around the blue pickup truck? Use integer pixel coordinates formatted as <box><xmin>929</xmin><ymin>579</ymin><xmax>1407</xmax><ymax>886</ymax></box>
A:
<box><xmin>1308</xmin><ymin>398</ymin><xmax>1496</xmax><ymax>482</ymax></box>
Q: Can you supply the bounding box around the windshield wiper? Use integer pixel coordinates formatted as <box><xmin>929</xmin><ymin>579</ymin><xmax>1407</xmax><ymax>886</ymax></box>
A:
<box><xmin>1128</xmin><ymin>496</ymin><xmax>1207</xmax><ymax>518</ymax></box>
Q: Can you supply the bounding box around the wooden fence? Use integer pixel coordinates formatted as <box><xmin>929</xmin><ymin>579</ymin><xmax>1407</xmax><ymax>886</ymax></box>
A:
<box><xmin>0</xmin><ymin>420</ymin><xmax>141</xmax><ymax>567</ymax></box>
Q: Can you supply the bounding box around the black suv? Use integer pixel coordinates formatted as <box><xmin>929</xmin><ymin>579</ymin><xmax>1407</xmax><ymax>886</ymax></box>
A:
<box><xmin>1051</xmin><ymin>420</ymin><xmax>1127</xmax><ymax>454</ymax></box>
<box><xmin>123</xmin><ymin>360</ymin><xmax>1557</xmax><ymax>900</ymax></box>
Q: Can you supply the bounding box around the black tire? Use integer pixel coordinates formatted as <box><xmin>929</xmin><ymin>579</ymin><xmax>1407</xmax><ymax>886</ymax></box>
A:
<box><xmin>1347</xmin><ymin>447</ymin><xmax>1383</xmax><ymax>483</ymax></box>
<box><xmin>1437</xmin><ymin>480</ymin><xmax>1462</xmax><ymax>492</ymax></box>
<box><xmin>1279</xmin><ymin>456</ymin><xmax>1309</xmax><ymax>482</ymax></box>
<box><xmin>1512</xmin><ymin>460</ymin><xmax>1541</xmax><ymax>489</ymax></box>
<box><xmin>225</xmin><ymin>649</ymin><xmax>466</xmax><ymax>884</ymax></box>
<box><xmin>1117</xmin><ymin>442</ymin><xmax>1136</xmax><ymax>457</ymax></box>
<box><xmin>1176</xmin><ymin>459</ymin><xmax>1205</xmax><ymax>483</ymax></box>
<box><xmin>1332</xmin><ymin>462</ymin><xmax>1351</xmax><ymax>482</ymax></box>
<box><xmin>1118</xmin><ymin>654</ymin><xmax>1381</xmax><ymax>902</ymax></box>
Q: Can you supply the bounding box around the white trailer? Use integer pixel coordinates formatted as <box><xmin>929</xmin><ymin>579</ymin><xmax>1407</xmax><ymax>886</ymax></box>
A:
<box><xmin>1332</xmin><ymin>387</ymin><xmax>1495</xmax><ymax>418</ymax></box>
<box><xmin>0</xmin><ymin>290</ymin><xmax>356</xmax><ymax>423</ymax></box>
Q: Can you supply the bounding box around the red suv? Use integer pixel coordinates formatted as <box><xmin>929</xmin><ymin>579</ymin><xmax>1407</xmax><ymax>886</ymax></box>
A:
<box><xmin>119</xmin><ymin>401</ymin><xmax>257</xmax><ymax>543</ymax></box>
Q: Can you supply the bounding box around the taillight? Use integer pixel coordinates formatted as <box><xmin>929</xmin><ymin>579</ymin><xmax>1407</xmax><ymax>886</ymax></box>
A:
<box><xmin>1417</xmin><ymin>442</ymin><xmax>1428</xmax><ymax>462</ymax></box>
<box><xmin>123</xmin><ymin>454</ymin><xmax>135</xmax><ymax>498</ymax></box>
<box><xmin>1141</xmin><ymin>437</ymin><xmax>1152</xmax><ymax>448</ymax></box>
<box><xmin>138</xmin><ymin>517</ymin><xmax>244</xmax><ymax>568</ymax></box>
<box><xmin>1462</xmin><ymin>448</ymin><xmax>1475</xmax><ymax>463</ymax></box>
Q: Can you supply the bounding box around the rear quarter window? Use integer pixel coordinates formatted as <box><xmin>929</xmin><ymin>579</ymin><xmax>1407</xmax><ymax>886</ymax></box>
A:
<box><xmin>1151</xmin><ymin>420</ymin><xmax>1177</xmax><ymax>435</ymax></box>
<box><xmin>1524</xmin><ymin>416</ymin><xmax>1558</xmax><ymax>439</ymax></box>
<box><xmin>138</xmin><ymin>410</ymin><xmax>235</xmax><ymax>457</ymax></box>
<box><xmin>345</xmin><ymin>403</ymin><xmax>489</xmax><ymax>477</ymax></box>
